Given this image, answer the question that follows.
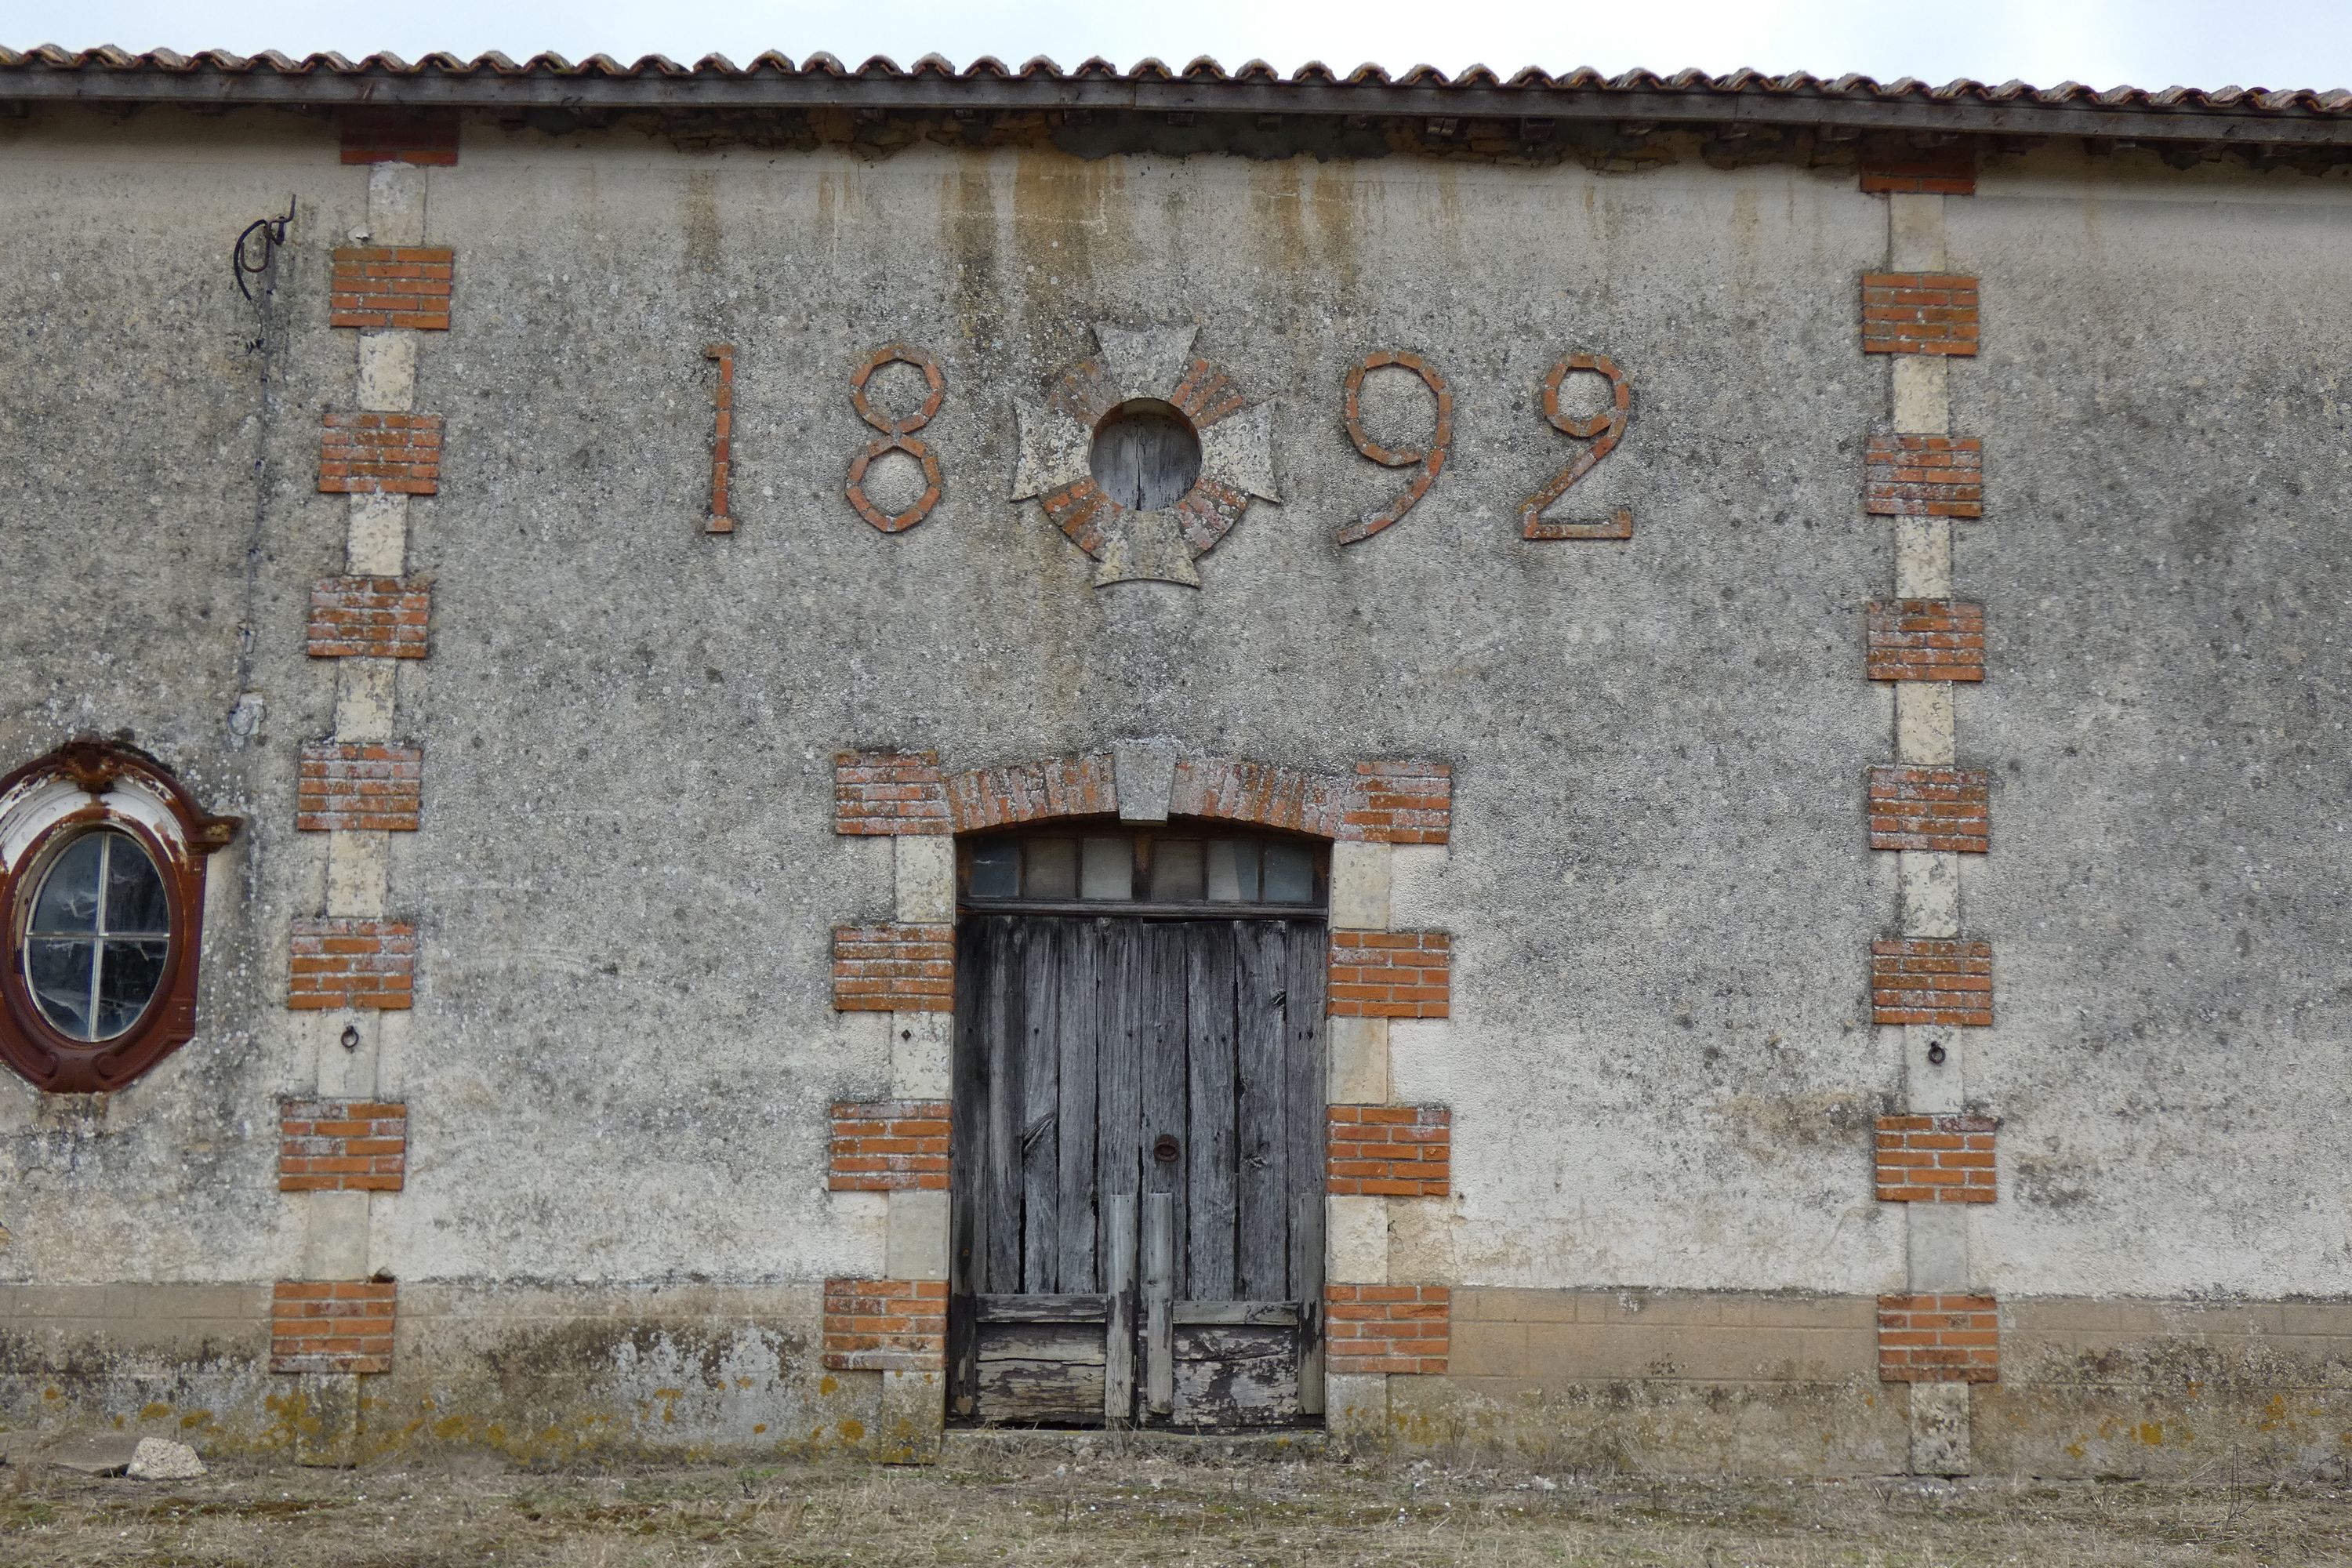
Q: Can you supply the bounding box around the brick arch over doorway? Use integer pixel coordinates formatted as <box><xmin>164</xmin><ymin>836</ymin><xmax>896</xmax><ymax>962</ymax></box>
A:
<box><xmin>833</xmin><ymin>748</ymin><xmax>1451</xmax><ymax>843</ymax></box>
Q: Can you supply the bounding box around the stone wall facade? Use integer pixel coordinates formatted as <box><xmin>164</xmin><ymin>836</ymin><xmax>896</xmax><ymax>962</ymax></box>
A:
<box><xmin>1</xmin><ymin>71</ymin><xmax>2348</xmax><ymax>1475</ymax></box>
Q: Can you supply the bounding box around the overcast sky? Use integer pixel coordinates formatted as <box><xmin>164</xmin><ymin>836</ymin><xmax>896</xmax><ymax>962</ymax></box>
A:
<box><xmin>12</xmin><ymin>1</ymin><xmax>2350</xmax><ymax>93</ymax></box>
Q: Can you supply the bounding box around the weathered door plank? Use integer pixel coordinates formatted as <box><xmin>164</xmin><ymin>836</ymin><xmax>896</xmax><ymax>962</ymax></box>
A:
<box><xmin>1054</xmin><ymin>919</ymin><xmax>1100</xmax><ymax>1293</ymax></box>
<box><xmin>1103</xmin><ymin>1191</ymin><xmax>1137</xmax><ymax>1427</ymax></box>
<box><xmin>1170</xmin><ymin>1323</ymin><xmax>1304</xmax><ymax>1428</ymax></box>
<box><xmin>1294</xmin><ymin>1191</ymin><xmax>1326</xmax><ymax>1417</ymax></box>
<box><xmin>1185</xmin><ymin>922</ymin><xmax>1240</xmax><ymax>1302</ymax></box>
<box><xmin>984</xmin><ymin>920</ymin><xmax>1025</xmax><ymax>1298</ymax></box>
<box><xmin>1143</xmin><ymin>1191</ymin><xmax>1175</xmax><ymax>1416</ymax></box>
<box><xmin>1141</xmin><ymin>923</ymin><xmax>1190</xmax><ymax>1298</ymax></box>
<box><xmin>977</xmin><ymin>1319</ymin><xmax>1109</xmax><ymax>1424</ymax></box>
<box><xmin>1234</xmin><ymin>922</ymin><xmax>1290</xmax><ymax>1302</ymax></box>
<box><xmin>975</xmin><ymin>1293</ymin><xmax>1110</xmax><ymax>1323</ymax></box>
<box><xmin>1096</xmin><ymin>922</ymin><xmax>1143</xmax><ymax>1295</ymax></box>
<box><xmin>1018</xmin><ymin>920</ymin><xmax>1062</xmax><ymax>1294</ymax></box>
<box><xmin>1172</xmin><ymin>1300</ymin><xmax>1298</xmax><ymax>1327</ymax></box>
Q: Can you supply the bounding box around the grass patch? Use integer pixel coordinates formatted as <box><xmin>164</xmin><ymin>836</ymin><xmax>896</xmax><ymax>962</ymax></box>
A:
<box><xmin>0</xmin><ymin>1450</ymin><xmax>2343</xmax><ymax>1566</ymax></box>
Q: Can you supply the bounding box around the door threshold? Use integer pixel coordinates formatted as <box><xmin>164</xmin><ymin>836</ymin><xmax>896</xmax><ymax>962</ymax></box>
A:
<box><xmin>941</xmin><ymin>1427</ymin><xmax>1330</xmax><ymax>1464</ymax></box>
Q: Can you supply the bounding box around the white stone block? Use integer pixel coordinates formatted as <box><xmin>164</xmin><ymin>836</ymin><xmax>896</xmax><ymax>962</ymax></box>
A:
<box><xmin>333</xmin><ymin>659</ymin><xmax>397</xmax><ymax>742</ymax></box>
<box><xmin>325</xmin><ymin>831</ymin><xmax>389</xmax><ymax>919</ymax></box>
<box><xmin>1327</xmin><ymin>1016</ymin><xmax>1388</xmax><ymax>1105</ymax></box>
<box><xmin>365</xmin><ymin>162</ymin><xmax>428</xmax><ymax>246</ymax></box>
<box><xmin>887</xmin><ymin>1189</ymin><xmax>951</xmax><ymax>1282</ymax></box>
<box><xmin>1907</xmin><ymin>1380</ymin><xmax>1972</xmax><ymax>1476</ymax></box>
<box><xmin>1887</xmin><ymin>192</ymin><xmax>1948</xmax><ymax>271</ymax></box>
<box><xmin>1327</xmin><ymin>841</ymin><xmax>1392</xmax><ymax>931</ymax></box>
<box><xmin>1896</xmin><ymin>683</ymin><xmax>1955</xmax><ymax>765</ymax></box>
<box><xmin>831</xmin><ymin>1189</ymin><xmax>889</xmax><ymax>1265</ymax></box>
<box><xmin>1323</xmin><ymin>1371</ymin><xmax>1391</xmax><ymax>1444</ymax></box>
<box><xmin>1112</xmin><ymin>739</ymin><xmax>1178</xmax><ymax>821</ymax></box>
<box><xmin>355</xmin><ymin>331</ymin><xmax>418</xmax><ymax>413</ymax></box>
<box><xmin>1892</xmin><ymin>356</ymin><xmax>1951</xmax><ymax>435</ymax></box>
<box><xmin>1903</xmin><ymin>1025</ymin><xmax>1966</xmax><ymax>1112</ymax></box>
<box><xmin>346</xmin><ymin>494</ymin><xmax>408</xmax><ymax>576</ymax></box>
<box><xmin>877</xmin><ymin>1367</ymin><xmax>944</xmax><ymax>1461</ymax></box>
<box><xmin>1899</xmin><ymin>850</ymin><xmax>1961</xmax><ymax>938</ymax></box>
<box><xmin>127</xmin><ymin>1437</ymin><xmax>207</xmax><ymax>1481</ymax></box>
<box><xmin>1906</xmin><ymin>1200</ymin><xmax>1971</xmax><ymax>1293</ymax></box>
<box><xmin>301</xmin><ymin>1189</ymin><xmax>371</xmax><ymax>1280</ymax></box>
<box><xmin>894</xmin><ymin>837</ymin><xmax>956</xmax><ymax>924</ymax></box>
<box><xmin>891</xmin><ymin>1011</ymin><xmax>953</xmax><ymax>1101</ymax></box>
<box><xmin>1327</xmin><ymin>1195</ymin><xmax>1388</xmax><ymax>1284</ymax></box>
<box><xmin>313</xmin><ymin>1011</ymin><xmax>380</xmax><ymax>1099</ymax></box>
<box><xmin>1893</xmin><ymin>517</ymin><xmax>1951</xmax><ymax>600</ymax></box>
<box><xmin>1385</xmin><ymin>1197</ymin><xmax>1457</xmax><ymax>1284</ymax></box>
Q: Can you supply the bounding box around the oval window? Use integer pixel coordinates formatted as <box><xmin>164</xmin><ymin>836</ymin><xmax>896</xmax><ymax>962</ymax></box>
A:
<box><xmin>22</xmin><ymin>829</ymin><xmax>172</xmax><ymax>1041</ymax></box>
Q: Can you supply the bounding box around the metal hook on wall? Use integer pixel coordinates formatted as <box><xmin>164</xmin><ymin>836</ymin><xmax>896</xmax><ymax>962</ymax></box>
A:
<box><xmin>232</xmin><ymin>194</ymin><xmax>296</xmax><ymax>304</ymax></box>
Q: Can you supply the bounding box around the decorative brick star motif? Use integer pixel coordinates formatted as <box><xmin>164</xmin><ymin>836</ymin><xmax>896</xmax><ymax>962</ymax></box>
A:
<box><xmin>1011</xmin><ymin>324</ymin><xmax>1279</xmax><ymax>587</ymax></box>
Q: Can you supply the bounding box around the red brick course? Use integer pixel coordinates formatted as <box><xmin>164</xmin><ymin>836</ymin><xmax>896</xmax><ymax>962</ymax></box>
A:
<box><xmin>1875</xmin><ymin>1114</ymin><xmax>1998</xmax><ymax>1204</ymax></box>
<box><xmin>1862</xmin><ymin>273</ymin><xmax>1980</xmax><ymax>357</ymax></box>
<box><xmin>946</xmin><ymin>753</ymin><xmax>1116</xmax><ymax>834</ymax></box>
<box><xmin>296</xmin><ymin>742</ymin><xmax>422</xmax><ymax>833</ymax></box>
<box><xmin>339</xmin><ymin>110</ymin><xmax>459</xmax><ymax>166</ymax></box>
<box><xmin>1865</xmin><ymin>434</ymin><xmax>1984</xmax><ymax>519</ymax></box>
<box><xmin>1040</xmin><ymin>476</ymin><xmax>1112</xmax><ymax>557</ymax></box>
<box><xmin>306</xmin><ymin>577</ymin><xmax>431</xmax><ymax>659</ymax></box>
<box><xmin>829</xmin><ymin>1101</ymin><xmax>951</xmax><ymax>1192</ymax></box>
<box><xmin>1867</xmin><ymin>601</ymin><xmax>1986</xmax><ymax>683</ymax></box>
<box><xmin>833</xmin><ymin>750</ymin><xmax>1453</xmax><ymax>845</ymax></box>
<box><xmin>1860</xmin><ymin>147</ymin><xmax>1977</xmax><ymax>195</ymax></box>
<box><xmin>1871</xmin><ymin>938</ymin><xmax>1993</xmax><ymax>1028</ymax></box>
<box><xmin>1328</xmin><ymin>931</ymin><xmax>1450</xmax><ymax>1019</ymax></box>
<box><xmin>1867</xmin><ymin>765</ymin><xmax>1991</xmax><ymax>854</ymax></box>
<box><xmin>288</xmin><ymin>918</ymin><xmax>416</xmax><ymax>1011</ymax></box>
<box><xmin>832</xmin><ymin>925</ymin><xmax>954</xmax><ymax>1013</ymax></box>
<box><xmin>319</xmin><ymin>412</ymin><xmax>442</xmax><ymax>495</ymax></box>
<box><xmin>270</xmin><ymin>1280</ymin><xmax>397</xmax><ymax>1374</ymax></box>
<box><xmin>328</xmin><ymin>247</ymin><xmax>453</xmax><ymax>331</ymax></box>
<box><xmin>835</xmin><ymin>750</ymin><xmax>952</xmax><ymax>836</ymax></box>
<box><xmin>1326</xmin><ymin>1284</ymin><xmax>1450</xmax><ymax>1375</ymax></box>
<box><xmin>280</xmin><ymin>1100</ymin><xmax>408</xmax><ymax>1192</ymax></box>
<box><xmin>1327</xmin><ymin>1105</ymin><xmax>1450</xmax><ymax>1196</ymax></box>
<box><xmin>1343</xmin><ymin>760</ymin><xmax>1453</xmax><ymax>845</ymax></box>
<box><xmin>1171</xmin><ymin>757</ymin><xmax>1348</xmax><ymax>838</ymax></box>
<box><xmin>822</xmin><ymin>1278</ymin><xmax>947</xmax><ymax>1371</ymax></box>
<box><xmin>1878</xmin><ymin>1294</ymin><xmax>1999</xmax><ymax>1382</ymax></box>
<box><xmin>1169</xmin><ymin>358</ymin><xmax>1247</xmax><ymax>428</ymax></box>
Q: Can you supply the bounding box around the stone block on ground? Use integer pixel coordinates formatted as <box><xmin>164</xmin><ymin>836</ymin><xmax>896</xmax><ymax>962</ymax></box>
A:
<box><xmin>129</xmin><ymin>1437</ymin><xmax>207</xmax><ymax>1481</ymax></box>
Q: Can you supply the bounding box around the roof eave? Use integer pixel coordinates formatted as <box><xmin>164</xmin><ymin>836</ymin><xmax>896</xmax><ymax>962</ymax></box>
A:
<box><xmin>4</xmin><ymin>67</ymin><xmax>2348</xmax><ymax>147</ymax></box>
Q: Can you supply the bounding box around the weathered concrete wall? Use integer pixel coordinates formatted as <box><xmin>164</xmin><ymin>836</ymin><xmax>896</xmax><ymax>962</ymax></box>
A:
<box><xmin>0</xmin><ymin>1280</ymin><xmax>893</xmax><ymax>1461</ymax></box>
<box><xmin>1953</xmin><ymin>164</ymin><xmax>2352</xmax><ymax>1301</ymax></box>
<box><xmin>0</xmin><ymin>107</ymin><xmax>2347</xmax><ymax>1468</ymax></box>
<box><xmin>382</xmin><ymin>123</ymin><xmax>1896</xmax><ymax>1293</ymax></box>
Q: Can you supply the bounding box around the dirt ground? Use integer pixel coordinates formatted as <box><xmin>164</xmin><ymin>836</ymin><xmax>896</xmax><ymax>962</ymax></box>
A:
<box><xmin>0</xmin><ymin>1446</ymin><xmax>2345</xmax><ymax>1567</ymax></box>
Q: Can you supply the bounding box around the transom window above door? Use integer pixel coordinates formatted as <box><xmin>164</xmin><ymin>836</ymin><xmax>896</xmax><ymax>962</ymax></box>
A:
<box><xmin>960</xmin><ymin>825</ymin><xmax>1327</xmax><ymax>913</ymax></box>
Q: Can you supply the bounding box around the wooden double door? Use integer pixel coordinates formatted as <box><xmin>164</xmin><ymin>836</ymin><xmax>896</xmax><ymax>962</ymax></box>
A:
<box><xmin>949</xmin><ymin>915</ymin><xmax>1327</xmax><ymax>1428</ymax></box>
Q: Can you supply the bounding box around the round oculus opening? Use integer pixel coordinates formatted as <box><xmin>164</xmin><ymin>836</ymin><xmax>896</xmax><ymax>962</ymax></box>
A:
<box><xmin>20</xmin><ymin>827</ymin><xmax>172</xmax><ymax>1042</ymax></box>
<box><xmin>1088</xmin><ymin>399</ymin><xmax>1203</xmax><ymax>512</ymax></box>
